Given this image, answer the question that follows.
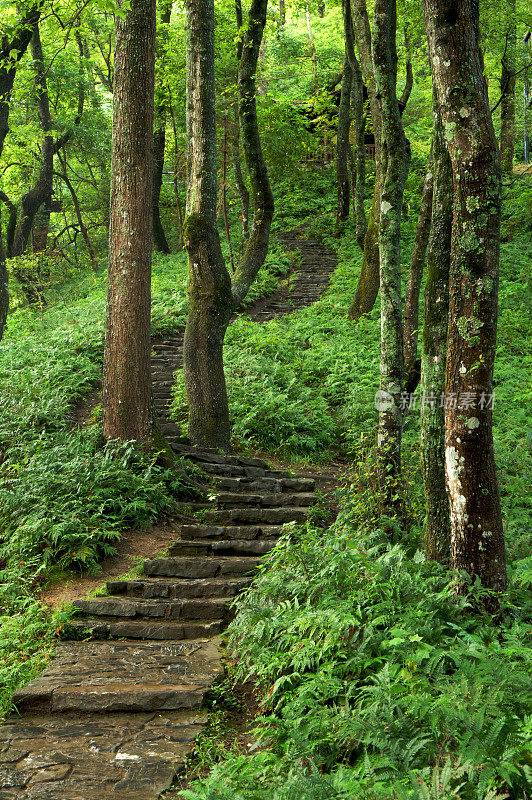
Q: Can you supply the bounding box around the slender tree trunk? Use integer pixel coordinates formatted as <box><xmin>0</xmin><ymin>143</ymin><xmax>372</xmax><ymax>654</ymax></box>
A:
<box><xmin>184</xmin><ymin>0</ymin><xmax>233</xmax><ymax>451</ymax></box>
<box><xmin>102</xmin><ymin>0</ymin><xmax>156</xmax><ymax>445</ymax></box>
<box><xmin>399</xmin><ymin>25</ymin><xmax>413</xmax><ymax>107</ymax></box>
<box><xmin>234</xmin><ymin>0</ymin><xmax>250</xmax><ymax>243</ymax></box>
<box><xmin>403</xmin><ymin>151</ymin><xmax>433</xmax><ymax>384</ymax></box>
<box><xmin>336</xmin><ymin>1</ymin><xmax>353</xmax><ymax>227</ymax></box>
<box><xmin>348</xmin><ymin>0</ymin><xmax>384</xmax><ymax>320</ymax></box>
<box><xmin>152</xmin><ymin>2</ymin><xmax>172</xmax><ymax>254</ymax></box>
<box><xmin>373</xmin><ymin>0</ymin><xmax>410</xmax><ymax>483</ymax></box>
<box><xmin>0</xmin><ymin>209</ymin><xmax>8</xmax><ymax>341</ymax></box>
<box><xmin>184</xmin><ymin>0</ymin><xmax>273</xmax><ymax>450</ymax></box>
<box><xmin>222</xmin><ymin>118</ymin><xmax>235</xmax><ymax>271</ymax></box>
<box><xmin>306</xmin><ymin>5</ymin><xmax>318</xmax><ymax>91</ymax></box>
<box><xmin>56</xmin><ymin>154</ymin><xmax>98</xmax><ymax>270</ymax></box>
<box><xmin>423</xmin><ymin>0</ymin><xmax>507</xmax><ymax>600</ymax></box>
<box><xmin>500</xmin><ymin>5</ymin><xmax>516</xmax><ymax>175</ymax></box>
<box><xmin>350</xmin><ymin>48</ymin><xmax>367</xmax><ymax>247</ymax></box>
<box><xmin>279</xmin><ymin>0</ymin><xmax>285</xmax><ymax>25</ymax></box>
<box><xmin>421</xmin><ymin>95</ymin><xmax>452</xmax><ymax>563</ymax></box>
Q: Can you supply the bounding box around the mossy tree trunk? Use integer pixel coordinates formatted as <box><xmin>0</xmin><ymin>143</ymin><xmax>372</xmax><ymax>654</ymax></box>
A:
<box><xmin>233</xmin><ymin>0</ymin><xmax>250</xmax><ymax>244</ymax></box>
<box><xmin>403</xmin><ymin>150</ymin><xmax>433</xmax><ymax>384</ymax></box>
<box><xmin>421</xmin><ymin>94</ymin><xmax>451</xmax><ymax>563</ymax></box>
<box><xmin>348</xmin><ymin>0</ymin><xmax>384</xmax><ymax>321</ymax></box>
<box><xmin>350</xmin><ymin>44</ymin><xmax>367</xmax><ymax>248</ymax></box>
<box><xmin>499</xmin><ymin>3</ymin><xmax>516</xmax><ymax>175</ymax></box>
<box><xmin>336</xmin><ymin>0</ymin><xmax>353</xmax><ymax>227</ymax></box>
<box><xmin>0</xmin><ymin>209</ymin><xmax>8</xmax><ymax>341</ymax></box>
<box><xmin>152</xmin><ymin>1</ymin><xmax>172</xmax><ymax>254</ymax></box>
<box><xmin>423</xmin><ymin>0</ymin><xmax>507</xmax><ymax>600</ymax></box>
<box><xmin>373</xmin><ymin>0</ymin><xmax>410</xmax><ymax>483</ymax></box>
<box><xmin>184</xmin><ymin>0</ymin><xmax>274</xmax><ymax>451</ymax></box>
<box><xmin>102</xmin><ymin>0</ymin><xmax>156</xmax><ymax>446</ymax></box>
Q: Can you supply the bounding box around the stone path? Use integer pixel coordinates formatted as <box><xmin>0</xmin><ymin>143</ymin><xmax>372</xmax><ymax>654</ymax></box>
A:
<box><xmin>0</xmin><ymin>231</ymin><xmax>337</xmax><ymax>800</ymax></box>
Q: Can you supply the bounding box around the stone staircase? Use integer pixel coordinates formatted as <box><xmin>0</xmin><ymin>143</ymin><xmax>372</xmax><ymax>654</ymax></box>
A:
<box><xmin>0</xmin><ymin>229</ymin><xmax>336</xmax><ymax>799</ymax></box>
<box><xmin>0</xmin><ymin>448</ymin><xmax>317</xmax><ymax>799</ymax></box>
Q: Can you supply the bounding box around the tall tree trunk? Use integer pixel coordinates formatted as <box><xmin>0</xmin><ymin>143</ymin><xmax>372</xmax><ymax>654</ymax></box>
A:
<box><xmin>499</xmin><ymin>5</ymin><xmax>516</xmax><ymax>175</ymax></box>
<box><xmin>403</xmin><ymin>151</ymin><xmax>433</xmax><ymax>384</ymax></box>
<box><xmin>152</xmin><ymin>1</ymin><xmax>172</xmax><ymax>254</ymax></box>
<box><xmin>336</xmin><ymin>2</ymin><xmax>353</xmax><ymax>227</ymax></box>
<box><xmin>0</xmin><ymin>3</ymin><xmax>42</xmax><ymax>160</ymax></box>
<box><xmin>421</xmin><ymin>95</ymin><xmax>452</xmax><ymax>563</ymax></box>
<box><xmin>348</xmin><ymin>0</ymin><xmax>384</xmax><ymax>320</ymax></box>
<box><xmin>234</xmin><ymin>0</ymin><xmax>250</xmax><ymax>243</ymax></box>
<box><xmin>279</xmin><ymin>0</ymin><xmax>285</xmax><ymax>25</ymax></box>
<box><xmin>184</xmin><ymin>0</ymin><xmax>234</xmax><ymax>451</ymax></box>
<box><xmin>102</xmin><ymin>0</ymin><xmax>156</xmax><ymax>445</ymax></box>
<box><xmin>350</xmin><ymin>46</ymin><xmax>367</xmax><ymax>248</ymax></box>
<box><xmin>184</xmin><ymin>0</ymin><xmax>273</xmax><ymax>450</ymax></box>
<box><xmin>306</xmin><ymin>5</ymin><xmax>318</xmax><ymax>91</ymax></box>
<box><xmin>373</xmin><ymin>0</ymin><xmax>410</xmax><ymax>482</ymax></box>
<box><xmin>399</xmin><ymin>25</ymin><xmax>413</xmax><ymax>107</ymax></box>
<box><xmin>423</xmin><ymin>0</ymin><xmax>507</xmax><ymax>600</ymax></box>
<box><xmin>0</xmin><ymin>209</ymin><xmax>8</xmax><ymax>341</ymax></box>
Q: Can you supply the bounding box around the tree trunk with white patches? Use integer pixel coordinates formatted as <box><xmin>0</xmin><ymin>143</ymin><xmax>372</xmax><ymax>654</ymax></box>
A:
<box><xmin>423</xmin><ymin>0</ymin><xmax>507</xmax><ymax>601</ymax></box>
<box><xmin>373</xmin><ymin>0</ymin><xmax>410</xmax><ymax>483</ymax></box>
<box><xmin>421</xmin><ymin>93</ymin><xmax>451</xmax><ymax>564</ymax></box>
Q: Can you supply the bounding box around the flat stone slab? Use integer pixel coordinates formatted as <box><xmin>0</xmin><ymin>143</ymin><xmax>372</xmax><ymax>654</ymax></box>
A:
<box><xmin>12</xmin><ymin>640</ymin><xmax>223</xmax><ymax>714</ymax></box>
<box><xmin>0</xmin><ymin>709</ymin><xmax>207</xmax><ymax>799</ymax></box>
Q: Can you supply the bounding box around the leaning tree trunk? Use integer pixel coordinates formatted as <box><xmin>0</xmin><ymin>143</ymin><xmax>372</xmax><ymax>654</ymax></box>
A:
<box><xmin>373</xmin><ymin>0</ymin><xmax>410</xmax><ymax>484</ymax></box>
<box><xmin>350</xmin><ymin>46</ymin><xmax>367</xmax><ymax>248</ymax></box>
<box><xmin>500</xmin><ymin>4</ymin><xmax>516</xmax><ymax>175</ymax></box>
<box><xmin>421</xmin><ymin>94</ymin><xmax>452</xmax><ymax>564</ymax></box>
<box><xmin>102</xmin><ymin>0</ymin><xmax>156</xmax><ymax>445</ymax></box>
<box><xmin>233</xmin><ymin>0</ymin><xmax>250</xmax><ymax>243</ymax></box>
<box><xmin>348</xmin><ymin>0</ymin><xmax>385</xmax><ymax>320</ymax></box>
<box><xmin>423</xmin><ymin>0</ymin><xmax>507</xmax><ymax>599</ymax></box>
<box><xmin>336</xmin><ymin>12</ymin><xmax>353</xmax><ymax>227</ymax></box>
<box><xmin>403</xmin><ymin>150</ymin><xmax>433</xmax><ymax>385</ymax></box>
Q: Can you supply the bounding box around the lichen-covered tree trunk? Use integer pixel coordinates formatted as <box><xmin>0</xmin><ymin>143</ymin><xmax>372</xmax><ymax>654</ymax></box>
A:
<box><xmin>421</xmin><ymin>95</ymin><xmax>451</xmax><ymax>563</ymax></box>
<box><xmin>184</xmin><ymin>0</ymin><xmax>273</xmax><ymax>451</ymax></box>
<box><xmin>500</xmin><ymin>5</ymin><xmax>516</xmax><ymax>175</ymax></box>
<box><xmin>423</xmin><ymin>0</ymin><xmax>507</xmax><ymax>599</ymax></box>
<box><xmin>403</xmin><ymin>151</ymin><xmax>433</xmax><ymax>384</ymax></box>
<box><xmin>152</xmin><ymin>2</ymin><xmax>171</xmax><ymax>254</ymax></box>
<box><xmin>102</xmin><ymin>0</ymin><xmax>156</xmax><ymax>445</ymax></box>
<box><xmin>348</xmin><ymin>0</ymin><xmax>384</xmax><ymax>320</ymax></box>
<box><xmin>231</xmin><ymin>0</ymin><xmax>274</xmax><ymax>309</ymax></box>
<box><xmin>184</xmin><ymin>0</ymin><xmax>233</xmax><ymax>451</ymax></box>
<box><xmin>233</xmin><ymin>0</ymin><xmax>250</xmax><ymax>243</ymax></box>
<box><xmin>373</xmin><ymin>0</ymin><xmax>410</xmax><ymax>482</ymax></box>
<box><xmin>336</xmin><ymin>27</ymin><xmax>353</xmax><ymax>225</ymax></box>
<box><xmin>350</xmin><ymin>49</ymin><xmax>367</xmax><ymax>248</ymax></box>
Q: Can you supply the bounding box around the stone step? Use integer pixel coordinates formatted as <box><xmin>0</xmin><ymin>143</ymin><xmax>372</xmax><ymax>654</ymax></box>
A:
<box><xmin>64</xmin><ymin>617</ymin><xmax>224</xmax><ymax>641</ymax></box>
<box><xmin>106</xmin><ymin>576</ymin><xmax>251</xmax><ymax>599</ymax></box>
<box><xmin>144</xmin><ymin>555</ymin><xmax>262</xmax><ymax>578</ymax></box>
<box><xmin>0</xmin><ymin>709</ymin><xmax>208</xmax><ymax>799</ymax></box>
<box><xmin>212</xmin><ymin>476</ymin><xmax>316</xmax><ymax>493</ymax></box>
<box><xmin>73</xmin><ymin>596</ymin><xmax>230</xmax><ymax>621</ymax></box>
<box><xmin>167</xmin><ymin>539</ymin><xmax>276</xmax><ymax>557</ymax></box>
<box><xmin>203</xmin><ymin>506</ymin><xmax>308</xmax><ymax>525</ymax></box>
<box><xmin>215</xmin><ymin>491</ymin><xmax>316</xmax><ymax>508</ymax></box>
<box><xmin>175</xmin><ymin>523</ymin><xmax>283</xmax><ymax>540</ymax></box>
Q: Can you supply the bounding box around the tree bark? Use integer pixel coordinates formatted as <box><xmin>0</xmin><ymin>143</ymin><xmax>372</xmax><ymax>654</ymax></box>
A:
<box><xmin>0</xmin><ymin>208</ymin><xmax>8</xmax><ymax>341</ymax></box>
<box><xmin>350</xmin><ymin>44</ymin><xmax>367</xmax><ymax>248</ymax></box>
<box><xmin>231</xmin><ymin>0</ymin><xmax>275</xmax><ymax>309</ymax></box>
<box><xmin>423</xmin><ymin>0</ymin><xmax>507</xmax><ymax>599</ymax></box>
<box><xmin>348</xmin><ymin>0</ymin><xmax>385</xmax><ymax>320</ymax></box>
<box><xmin>421</xmin><ymin>95</ymin><xmax>452</xmax><ymax>563</ymax></box>
<box><xmin>102</xmin><ymin>0</ymin><xmax>156</xmax><ymax>445</ymax></box>
<box><xmin>306</xmin><ymin>5</ymin><xmax>318</xmax><ymax>91</ymax></box>
<box><xmin>336</xmin><ymin>0</ymin><xmax>353</xmax><ymax>226</ymax></box>
<box><xmin>234</xmin><ymin>0</ymin><xmax>250</xmax><ymax>243</ymax></box>
<box><xmin>499</xmin><ymin>5</ymin><xmax>516</xmax><ymax>175</ymax></box>
<box><xmin>184</xmin><ymin>0</ymin><xmax>273</xmax><ymax>450</ymax></box>
<box><xmin>279</xmin><ymin>0</ymin><xmax>285</xmax><ymax>25</ymax></box>
<box><xmin>403</xmin><ymin>151</ymin><xmax>433</xmax><ymax>384</ymax></box>
<box><xmin>373</xmin><ymin>0</ymin><xmax>410</xmax><ymax>482</ymax></box>
<box><xmin>152</xmin><ymin>1</ymin><xmax>172</xmax><ymax>254</ymax></box>
<box><xmin>184</xmin><ymin>0</ymin><xmax>233</xmax><ymax>450</ymax></box>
